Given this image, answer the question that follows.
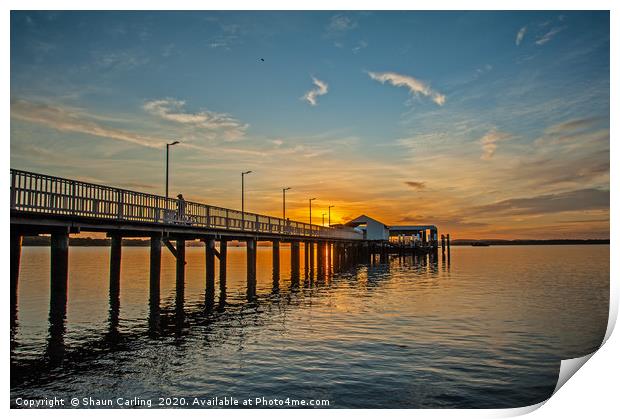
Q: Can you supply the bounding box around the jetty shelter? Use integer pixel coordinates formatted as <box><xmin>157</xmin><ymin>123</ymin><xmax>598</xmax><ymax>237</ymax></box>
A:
<box><xmin>345</xmin><ymin>215</ymin><xmax>390</xmax><ymax>241</ymax></box>
<box><xmin>389</xmin><ymin>225</ymin><xmax>438</xmax><ymax>246</ymax></box>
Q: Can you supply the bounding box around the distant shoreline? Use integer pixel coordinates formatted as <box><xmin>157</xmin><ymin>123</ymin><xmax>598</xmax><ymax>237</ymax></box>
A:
<box><xmin>19</xmin><ymin>237</ymin><xmax>609</xmax><ymax>247</ymax></box>
<box><xmin>451</xmin><ymin>239</ymin><xmax>609</xmax><ymax>246</ymax></box>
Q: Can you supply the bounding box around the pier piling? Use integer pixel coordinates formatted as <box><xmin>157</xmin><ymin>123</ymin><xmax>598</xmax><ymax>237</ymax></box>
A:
<box><xmin>219</xmin><ymin>239</ymin><xmax>228</xmax><ymax>292</ymax></box>
<box><xmin>317</xmin><ymin>241</ymin><xmax>324</xmax><ymax>272</ymax></box>
<box><xmin>109</xmin><ymin>234</ymin><xmax>122</xmax><ymax>299</ymax></box>
<box><xmin>50</xmin><ymin>230</ymin><xmax>69</xmax><ymax>312</ymax></box>
<box><xmin>176</xmin><ymin>238</ymin><xmax>186</xmax><ymax>313</ymax></box>
<box><xmin>48</xmin><ymin>230</ymin><xmax>69</xmax><ymax>362</ymax></box>
<box><xmin>247</xmin><ymin>238</ymin><xmax>257</xmax><ymax>299</ymax></box>
<box><xmin>308</xmin><ymin>241</ymin><xmax>315</xmax><ymax>272</ymax></box>
<box><xmin>11</xmin><ymin>229</ymin><xmax>22</xmax><ymax>323</ymax></box>
<box><xmin>149</xmin><ymin>235</ymin><xmax>162</xmax><ymax>334</ymax></box>
<box><xmin>272</xmin><ymin>239</ymin><xmax>280</xmax><ymax>272</ymax></box>
<box><xmin>291</xmin><ymin>241</ymin><xmax>300</xmax><ymax>284</ymax></box>
<box><xmin>205</xmin><ymin>238</ymin><xmax>216</xmax><ymax>295</ymax></box>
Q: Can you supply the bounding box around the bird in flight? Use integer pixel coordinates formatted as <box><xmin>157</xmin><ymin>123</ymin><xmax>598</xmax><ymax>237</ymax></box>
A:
<box><xmin>259</xmin><ymin>58</ymin><xmax>265</xmax><ymax>62</ymax></box>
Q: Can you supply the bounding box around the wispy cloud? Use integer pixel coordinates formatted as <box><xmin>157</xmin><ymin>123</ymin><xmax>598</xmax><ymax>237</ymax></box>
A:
<box><xmin>479</xmin><ymin>130</ymin><xmax>511</xmax><ymax>160</ymax></box>
<box><xmin>352</xmin><ymin>40</ymin><xmax>368</xmax><ymax>54</ymax></box>
<box><xmin>515</xmin><ymin>26</ymin><xmax>527</xmax><ymax>46</ymax></box>
<box><xmin>368</xmin><ymin>71</ymin><xmax>446</xmax><ymax>106</ymax></box>
<box><xmin>545</xmin><ymin>117</ymin><xmax>604</xmax><ymax>134</ymax></box>
<box><xmin>11</xmin><ymin>99</ymin><xmax>165</xmax><ymax>149</ymax></box>
<box><xmin>327</xmin><ymin>14</ymin><xmax>357</xmax><ymax>34</ymax></box>
<box><xmin>208</xmin><ymin>23</ymin><xmax>242</xmax><ymax>49</ymax></box>
<box><xmin>535</xmin><ymin>26</ymin><xmax>565</xmax><ymax>45</ymax></box>
<box><xmin>143</xmin><ymin>98</ymin><xmax>248</xmax><ymax>140</ymax></box>
<box><xmin>93</xmin><ymin>50</ymin><xmax>149</xmax><ymax>71</ymax></box>
<box><xmin>301</xmin><ymin>77</ymin><xmax>329</xmax><ymax>106</ymax></box>
<box><xmin>471</xmin><ymin>188</ymin><xmax>609</xmax><ymax>216</ymax></box>
<box><xmin>404</xmin><ymin>181</ymin><xmax>426</xmax><ymax>190</ymax></box>
<box><xmin>535</xmin><ymin>116</ymin><xmax>608</xmax><ymax>149</ymax></box>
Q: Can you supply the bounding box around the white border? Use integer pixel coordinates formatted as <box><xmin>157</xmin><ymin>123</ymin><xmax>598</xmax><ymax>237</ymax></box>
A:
<box><xmin>3</xmin><ymin>1</ymin><xmax>616</xmax><ymax>418</ymax></box>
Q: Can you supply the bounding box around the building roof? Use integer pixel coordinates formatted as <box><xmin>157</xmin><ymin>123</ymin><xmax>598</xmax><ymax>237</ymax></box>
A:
<box><xmin>345</xmin><ymin>214</ymin><xmax>389</xmax><ymax>228</ymax></box>
<box><xmin>389</xmin><ymin>225</ymin><xmax>438</xmax><ymax>232</ymax></box>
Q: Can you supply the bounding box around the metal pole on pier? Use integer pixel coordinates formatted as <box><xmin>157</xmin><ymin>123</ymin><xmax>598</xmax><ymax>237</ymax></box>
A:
<box><xmin>309</xmin><ymin>197</ymin><xmax>316</xmax><ymax>225</ymax></box>
<box><xmin>241</xmin><ymin>171</ymin><xmax>252</xmax><ymax>229</ymax></box>
<box><xmin>282</xmin><ymin>187</ymin><xmax>291</xmax><ymax>219</ymax></box>
<box><xmin>165</xmin><ymin>141</ymin><xmax>180</xmax><ymax>199</ymax></box>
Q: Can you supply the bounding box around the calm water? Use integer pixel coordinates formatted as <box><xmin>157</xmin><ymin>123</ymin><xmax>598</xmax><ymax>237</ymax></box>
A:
<box><xmin>10</xmin><ymin>244</ymin><xmax>609</xmax><ymax>408</ymax></box>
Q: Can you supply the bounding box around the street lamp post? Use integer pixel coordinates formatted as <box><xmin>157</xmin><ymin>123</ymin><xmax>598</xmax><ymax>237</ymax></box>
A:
<box><xmin>309</xmin><ymin>198</ymin><xmax>316</xmax><ymax>225</ymax></box>
<box><xmin>328</xmin><ymin>205</ymin><xmax>335</xmax><ymax>227</ymax></box>
<box><xmin>165</xmin><ymin>141</ymin><xmax>180</xmax><ymax>200</ymax></box>
<box><xmin>282</xmin><ymin>187</ymin><xmax>291</xmax><ymax>219</ymax></box>
<box><xmin>241</xmin><ymin>170</ymin><xmax>252</xmax><ymax>228</ymax></box>
<box><xmin>322</xmin><ymin>213</ymin><xmax>326</xmax><ymax>227</ymax></box>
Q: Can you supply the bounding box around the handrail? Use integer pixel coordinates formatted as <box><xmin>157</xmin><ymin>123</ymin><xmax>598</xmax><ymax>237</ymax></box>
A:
<box><xmin>9</xmin><ymin>169</ymin><xmax>363</xmax><ymax>240</ymax></box>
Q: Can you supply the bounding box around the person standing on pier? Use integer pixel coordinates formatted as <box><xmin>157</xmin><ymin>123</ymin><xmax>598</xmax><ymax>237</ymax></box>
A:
<box><xmin>177</xmin><ymin>194</ymin><xmax>186</xmax><ymax>223</ymax></box>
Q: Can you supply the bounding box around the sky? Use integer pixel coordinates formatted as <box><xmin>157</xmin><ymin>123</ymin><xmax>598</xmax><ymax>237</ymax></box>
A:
<box><xmin>10</xmin><ymin>11</ymin><xmax>610</xmax><ymax>239</ymax></box>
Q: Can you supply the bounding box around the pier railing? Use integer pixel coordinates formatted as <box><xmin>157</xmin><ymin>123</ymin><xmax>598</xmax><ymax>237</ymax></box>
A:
<box><xmin>10</xmin><ymin>169</ymin><xmax>363</xmax><ymax>240</ymax></box>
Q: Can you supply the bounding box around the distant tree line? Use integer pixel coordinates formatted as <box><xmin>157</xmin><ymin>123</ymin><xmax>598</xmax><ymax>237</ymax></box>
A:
<box><xmin>451</xmin><ymin>239</ymin><xmax>609</xmax><ymax>246</ymax></box>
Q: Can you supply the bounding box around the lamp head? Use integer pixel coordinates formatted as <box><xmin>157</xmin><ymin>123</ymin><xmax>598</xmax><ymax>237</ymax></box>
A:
<box><xmin>169</xmin><ymin>140</ymin><xmax>180</xmax><ymax>146</ymax></box>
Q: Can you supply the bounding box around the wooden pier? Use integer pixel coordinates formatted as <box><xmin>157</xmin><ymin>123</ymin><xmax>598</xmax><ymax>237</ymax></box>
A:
<box><xmin>10</xmin><ymin>168</ymin><xmax>445</xmax><ymax>350</ymax></box>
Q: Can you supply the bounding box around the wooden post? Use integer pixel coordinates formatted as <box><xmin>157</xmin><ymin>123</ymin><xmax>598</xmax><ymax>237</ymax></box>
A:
<box><xmin>327</xmin><ymin>242</ymin><xmax>332</xmax><ymax>273</ymax></box>
<box><xmin>304</xmin><ymin>241</ymin><xmax>310</xmax><ymax>274</ymax></box>
<box><xmin>317</xmin><ymin>241</ymin><xmax>324</xmax><ymax>272</ymax></box>
<box><xmin>50</xmin><ymin>230</ymin><xmax>69</xmax><ymax>313</ymax></box>
<box><xmin>291</xmin><ymin>241</ymin><xmax>300</xmax><ymax>286</ymax></box>
<box><xmin>48</xmin><ymin>230</ymin><xmax>69</xmax><ymax>362</ymax></box>
<box><xmin>11</xmin><ymin>229</ymin><xmax>22</xmax><ymax>323</ymax></box>
<box><xmin>272</xmin><ymin>239</ymin><xmax>280</xmax><ymax>274</ymax></box>
<box><xmin>441</xmin><ymin>234</ymin><xmax>446</xmax><ymax>254</ymax></box>
<box><xmin>108</xmin><ymin>234</ymin><xmax>122</xmax><ymax>340</ymax></box>
<box><xmin>308</xmin><ymin>241</ymin><xmax>314</xmax><ymax>272</ymax></box>
<box><xmin>205</xmin><ymin>238</ymin><xmax>216</xmax><ymax>294</ymax></box>
<box><xmin>109</xmin><ymin>234</ymin><xmax>122</xmax><ymax>299</ymax></box>
<box><xmin>176</xmin><ymin>238</ymin><xmax>185</xmax><ymax>313</ymax></box>
<box><xmin>446</xmin><ymin>233</ymin><xmax>451</xmax><ymax>269</ymax></box>
<box><xmin>219</xmin><ymin>239</ymin><xmax>227</xmax><ymax>294</ymax></box>
<box><xmin>272</xmin><ymin>240</ymin><xmax>280</xmax><ymax>292</ymax></box>
<box><xmin>247</xmin><ymin>238</ymin><xmax>257</xmax><ymax>299</ymax></box>
<box><xmin>333</xmin><ymin>243</ymin><xmax>339</xmax><ymax>271</ymax></box>
<box><xmin>149</xmin><ymin>235</ymin><xmax>161</xmax><ymax>335</ymax></box>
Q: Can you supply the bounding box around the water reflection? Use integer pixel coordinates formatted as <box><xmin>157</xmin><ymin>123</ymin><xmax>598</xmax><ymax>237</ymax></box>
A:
<box><xmin>45</xmin><ymin>294</ymin><xmax>66</xmax><ymax>365</ymax></box>
<box><xmin>10</xmin><ymin>245</ymin><xmax>609</xmax><ymax>408</ymax></box>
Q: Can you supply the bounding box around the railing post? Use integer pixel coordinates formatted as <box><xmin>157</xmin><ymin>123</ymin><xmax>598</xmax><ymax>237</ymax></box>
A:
<box><xmin>206</xmin><ymin>206</ymin><xmax>211</xmax><ymax>228</ymax></box>
<box><xmin>225</xmin><ymin>209</ymin><xmax>229</xmax><ymax>229</ymax></box>
<box><xmin>255</xmin><ymin>214</ymin><xmax>259</xmax><ymax>232</ymax></box>
<box><xmin>10</xmin><ymin>171</ymin><xmax>16</xmax><ymax>209</ymax></box>
<box><xmin>117</xmin><ymin>190</ymin><xmax>124</xmax><ymax>220</ymax></box>
<box><xmin>71</xmin><ymin>180</ymin><xmax>76</xmax><ymax>215</ymax></box>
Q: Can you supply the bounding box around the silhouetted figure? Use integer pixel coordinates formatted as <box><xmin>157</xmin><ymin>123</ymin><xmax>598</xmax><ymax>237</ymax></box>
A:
<box><xmin>176</xmin><ymin>194</ymin><xmax>185</xmax><ymax>223</ymax></box>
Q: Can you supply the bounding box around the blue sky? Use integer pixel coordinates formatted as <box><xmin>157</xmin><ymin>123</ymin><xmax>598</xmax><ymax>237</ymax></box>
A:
<box><xmin>10</xmin><ymin>11</ymin><xmax>610</xmax><ymax>238</ymax></box>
